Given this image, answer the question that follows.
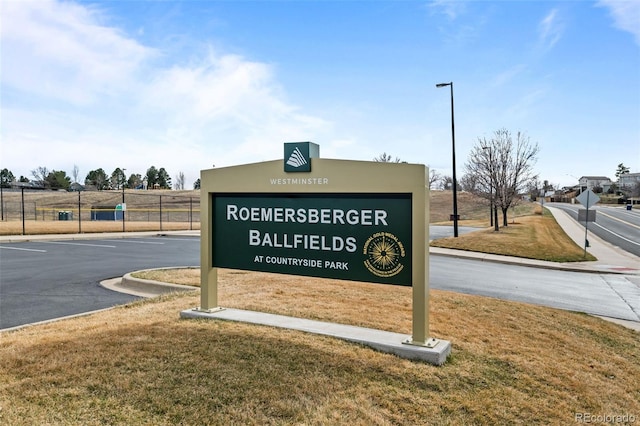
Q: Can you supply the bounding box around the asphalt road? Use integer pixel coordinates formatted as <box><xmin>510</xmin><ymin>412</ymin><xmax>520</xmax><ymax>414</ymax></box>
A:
<box><xmin>430</xmin><ymin>256</ymin><xmax>639</xmax><ymax>322</ymax></box>
<box><xmin>1</xmin><ymin>231</ymin><xmax>638</xmax><ymax>330</ymax></box>
<box><xmin>548</xmin><ymin>202</ymin><xmax>640</xmax><ymax>257</ymax></box>
<box><xmin>0</xmin><ymin>235</ymin><xmax>199</xmax><ymax>329</ymax></box>
<box><xmin>428</xmin><ymin>225</ymin><xmax>480</xmax><ymax>240</ymax></box>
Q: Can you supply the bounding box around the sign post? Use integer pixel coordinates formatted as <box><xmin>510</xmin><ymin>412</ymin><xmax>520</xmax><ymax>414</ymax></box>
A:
<box><xmin>576</xmin><ymin>189</ymin><xmax>600</xmax><ymax>257</ymax></box>
<box><xmin>191</xmin><ymin>142</ymin><xmax>450</xmax><ymax>363</ymax></box>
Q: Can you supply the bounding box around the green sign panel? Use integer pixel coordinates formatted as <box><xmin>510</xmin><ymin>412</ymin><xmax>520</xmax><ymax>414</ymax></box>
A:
<box><xmin>213</xmin><ymin>193</ymin><xmax>412</xmax><ymax>285</ymax></box>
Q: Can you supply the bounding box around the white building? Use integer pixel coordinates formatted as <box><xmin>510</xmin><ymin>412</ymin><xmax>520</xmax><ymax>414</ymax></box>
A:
<box><xmin>619</xmin><ymin>172</ymin><xmax>640</xmax><ymax>190</ymax></box>
<box><xmin>578</xmin><ymin>176</ymin><xmax>613</xmax><ymax>194</ymax></box>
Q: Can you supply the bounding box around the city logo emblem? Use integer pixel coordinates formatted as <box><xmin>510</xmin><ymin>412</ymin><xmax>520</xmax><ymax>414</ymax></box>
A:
<box><xmin>363</xmin><ymin>232</ymin><xmax>406</xmax><ymax>278</ymax></box>
<box><xmin>286</xmin><ymin>147</ymin><xmax>308</xmax><ymax>169</ymax></box>
<box><xmin>284</xmin><ymin>142</ymin><xmax>319</xmax><ymax>173</ymax></box>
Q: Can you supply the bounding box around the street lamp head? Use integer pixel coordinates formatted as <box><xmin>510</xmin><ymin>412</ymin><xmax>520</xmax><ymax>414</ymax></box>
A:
<box><xmin>436</xmin><ymin>82</ymin><xmax>452</xmax><ymax>88</ymax></box>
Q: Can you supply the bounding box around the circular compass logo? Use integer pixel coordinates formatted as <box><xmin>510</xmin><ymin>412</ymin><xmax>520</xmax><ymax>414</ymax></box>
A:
<box><xmin>363</xmin><ymin>232</ymin><xmax>406</xmax><ymax>278</ymax></box>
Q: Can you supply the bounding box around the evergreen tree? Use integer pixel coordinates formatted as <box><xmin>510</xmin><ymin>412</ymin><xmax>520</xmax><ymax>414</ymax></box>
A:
<box><xmin>157</xmin><ymin>167</ymin><xmax>172</xmax><ymax>189</ymax></box>
<box><xmin>85</xmin><ymin>168</ymin><xmax>110</xmax><ymax>190</ymax></box>
<box><xmin>145</xmin><ymin>166</ymin><xmax>159</xmax><ymax>189</ymax></box>
<box><xmin>0</xmin><ymin>168</ymin><xmax>15</xmax><ymax>188</ymax></box>
<box><xmin>615</xmin><ymin>163</ymin><xmax>630</xmax><ymax>179</ymax></box>
<box><xmin>45</xmin><ymin>170</ymin><xmax>71</xmax><ymax>190</ymax></box>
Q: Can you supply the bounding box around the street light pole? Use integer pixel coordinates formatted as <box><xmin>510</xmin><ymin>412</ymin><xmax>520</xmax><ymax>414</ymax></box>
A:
<box><xmin>122</xmin><ymin>168</ymin><xmax>126</xmax><ymax>232</ymax></box>
<box><xmin>436</xmin><ymin>81</ymin><xmax>458</xmax><ymax>237</ymax></box>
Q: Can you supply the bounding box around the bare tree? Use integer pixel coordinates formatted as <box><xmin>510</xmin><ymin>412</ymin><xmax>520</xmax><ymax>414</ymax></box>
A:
<box><xmin>71</xmin><ymin>164</ymin><xmax>80</xmax><ymax>183</ymax></box>
<box><xmin>459</xmin><ymin>173</ymin><xmax>480</xmax><ymax>193</ymax></box>
<box><xmin>174</xmin><ymin>172</ymin><xmax>185</xmax><ymax>190</ymax></box>
<box><xmin>591</xmin><ymin>180</ymin><xmax>603</xmax><ymax>194</ymax></box>
<box><xmin>526</xmin><ymin>178</ymin><xmax>541</xmax><ymax>201</ymax></box>
<box><xmin>373</xmin><ymin>152</ymin><xmax>405</xmax><ymax>163</ymax></box>
<box><xmin>30</xmin><ymin>166</ymin><xmax>49</xmax><ymax>187</ymax></box>
<box><xmin>441</xmin><ymin>175</ymin><xmax>453</xmax><ymax>191</ymax></box>
<box><xmin>429</xmin><ymin>169</ymin><xmax>442</xmax><ymax>189</ymax></box>
<box><xmin>466</xmin><ymin>129</ymin><xmax>539</xmax><ymax>227</ymax></box>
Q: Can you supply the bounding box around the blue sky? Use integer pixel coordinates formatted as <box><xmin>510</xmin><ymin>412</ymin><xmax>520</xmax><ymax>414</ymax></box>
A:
<box><xmin>1</xmin><ymin>0</ymin><xmax>639</xmax><ymax>189</ymax></box>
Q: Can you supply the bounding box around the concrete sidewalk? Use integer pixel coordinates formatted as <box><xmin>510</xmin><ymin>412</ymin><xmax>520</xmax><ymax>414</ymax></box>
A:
<box><xmin>545</xmin><ymin>206</ymin><xmax>640</xmax><ymax>273</ymax></box>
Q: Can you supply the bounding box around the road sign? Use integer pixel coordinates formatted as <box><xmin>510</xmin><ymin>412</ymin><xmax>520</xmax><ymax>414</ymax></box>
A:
<box><xmin>576</xmin><ymin>189</ymin><xmax>600</xmax><ymax>210</ymax></box>
<box><xmin>578</xmin><ymin>209</ymin><xmax>597</xmax><ymax>222</ymax></box>
<box><xmin>575</xmin><ymin>189</ymin><xmax>600</xmax><ymax>258</ymax></box>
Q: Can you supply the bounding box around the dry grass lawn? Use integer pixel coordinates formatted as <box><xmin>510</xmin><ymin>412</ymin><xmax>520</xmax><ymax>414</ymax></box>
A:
<box><xmin>431</xmin><ymin>209</ymin><xmax>597</xmax><ymax>262</ymax></box>
<box><xmin>429</xmin><ymin>191</ymin><xmax>538</xmax><ymax>225</ymax></box>
<box><xmin>1</xmin><ymin>270</ymin><xmax>638</xmax><ymax>425</ymax></box>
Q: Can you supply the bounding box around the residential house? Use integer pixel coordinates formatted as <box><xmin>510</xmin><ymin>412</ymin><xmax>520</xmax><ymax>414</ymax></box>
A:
<box><xmin>578</xmin><ymin>176</ymin><xmax>613</xmax><ymax>194</ymax></box>
<box><xmin>619</xmin><ymin>172</ymin><xmax>640</xmax><ymax>190</ymax></box>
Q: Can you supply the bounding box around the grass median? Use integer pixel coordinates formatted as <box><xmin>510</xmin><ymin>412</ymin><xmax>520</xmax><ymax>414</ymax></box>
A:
<box><xmin>431</xmin><ymin>207</ymin><xmax>597</xmax><ymax>262</ymax></box>
<box><xmin>1</xmin><ymin>271</ymin><xmax>638</xmax><ymax>424</ymax></box>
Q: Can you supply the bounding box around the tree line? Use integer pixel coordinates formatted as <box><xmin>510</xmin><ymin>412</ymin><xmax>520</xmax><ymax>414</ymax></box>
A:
<box><xmin>377</xmin><ymin>128</ymin><xmax>637</xmax><ymax>230</ymax></box>
<box><xmin>0</xmin><ymin>165</ymin><xmax>193</xmax><ymax>191</ymax></box>
<box><xmin>376</xmin><ymin>129</ymin><xmax>539</xmax><ymax>229</ymax></box>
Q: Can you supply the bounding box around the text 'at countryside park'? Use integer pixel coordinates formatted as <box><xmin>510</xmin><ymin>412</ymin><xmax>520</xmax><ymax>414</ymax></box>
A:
<box><xmin>1</xmin><ymin>1</ymin><xmax>639</xmax><ymax>425</ymax></box>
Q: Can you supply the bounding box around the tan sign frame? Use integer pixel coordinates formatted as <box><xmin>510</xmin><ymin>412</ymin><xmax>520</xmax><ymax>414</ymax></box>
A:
<box><xmin>200</xmin><ymin>158</ymin><xmax>434</xmax><ymax>346</ymax></box>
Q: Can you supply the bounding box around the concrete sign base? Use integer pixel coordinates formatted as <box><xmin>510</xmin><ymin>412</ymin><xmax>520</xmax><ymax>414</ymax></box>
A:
<box><xmin>181</xmin><ymin>307</ymin><xmax>452</xmax><ymax>366</ymax></box>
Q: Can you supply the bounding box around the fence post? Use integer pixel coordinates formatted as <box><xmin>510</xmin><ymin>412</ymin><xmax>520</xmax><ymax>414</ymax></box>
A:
<box><xmin>21</xmin><ymin>188</ymin><xmax>25</xmax><ymax>235</ymax></box>
<box><xmin>189</xmin><ymin>197</ymin><xmax>193</xmax><ymax>230</ymax></box>
<box><xmin>159</xmin><ymin>195</ymin><xmax>163</xmax><ymax>231</ymax></box>
<box><xmin>122</xmin><ymin>187</ymin><xmax>126</xmax><ymax>233</ymax></box>
<box><xmin>78</xmin><ymin>191</ymin><xmax>82</xmax><ymax>233</ymax></box>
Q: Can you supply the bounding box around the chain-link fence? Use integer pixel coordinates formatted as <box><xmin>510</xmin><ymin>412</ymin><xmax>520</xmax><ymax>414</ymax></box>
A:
<box><xmin>0</xmin><ymin>189</ymin><xmax>200</xmax><ymax>235</ymax></box>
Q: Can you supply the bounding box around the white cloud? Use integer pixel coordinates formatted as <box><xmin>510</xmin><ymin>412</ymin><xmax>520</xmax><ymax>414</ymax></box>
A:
<box><xmin>538</xmin><ymin>8</ymin><xmax>564</xmax><ymax>52</ymax></box>
<box><xmin>136</xmin><ymin>49</ymin><xmax>330</xmax><ymax>167</ymax></box>
<box><xmin>0</xmin><ymin>0</ymin><xmax>155</xmax><ymax>104</ymax></box>
<box><xmin>598</xmin><ymin>0</ymin><xmax>640</xmax><ymax>46</ymax></box>
<box><xmin>428</xmin><ymin>0</ymin><xmax>467</xmax><ymax>20</ymax></box>
<box><xmin>490</xmin><ymin>64</ymin><xmax>528</xmax><ymax>88</ymax></box>
<box><xmin>0</xmin><ymin>0</ymin><xmax>331</xmax><ymax>186</ymax></box>
<box><xmin>504</xmin><ymin>87</ymin><xmax>547</xmax><ymax>122</ymax></box>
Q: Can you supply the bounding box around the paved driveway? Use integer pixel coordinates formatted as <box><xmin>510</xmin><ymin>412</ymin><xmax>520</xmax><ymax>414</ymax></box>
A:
<box><xmin>0</xmin><ymin>235</ymin><xmax>199</xmax><ymax>329</ymax></box>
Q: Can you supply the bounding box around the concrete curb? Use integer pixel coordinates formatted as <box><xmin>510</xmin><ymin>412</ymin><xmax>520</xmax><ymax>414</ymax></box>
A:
<box><xmin>100</xmin><ymin>266</ymin><xmax>199</xmax><ymax>298</ymax></box>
